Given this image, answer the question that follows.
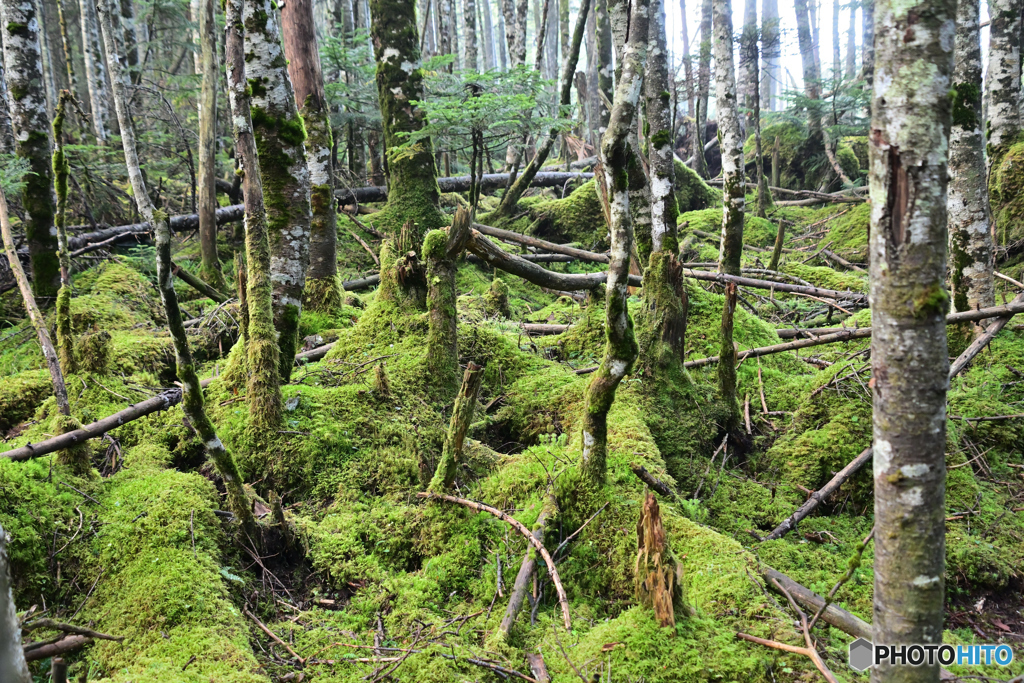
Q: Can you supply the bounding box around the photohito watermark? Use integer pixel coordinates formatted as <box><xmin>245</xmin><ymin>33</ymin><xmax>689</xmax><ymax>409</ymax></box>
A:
<box><xmin>848</xmin><ymin>638</ymin><xmax>1015</xmax><ymax>672</ymax></box>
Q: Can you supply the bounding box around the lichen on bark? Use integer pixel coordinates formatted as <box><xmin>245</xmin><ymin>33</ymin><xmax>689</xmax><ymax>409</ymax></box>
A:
<box><xmin>713</xmin><ymin>0</ymin><xmax>744</xmax><ymax>276</ymax></box>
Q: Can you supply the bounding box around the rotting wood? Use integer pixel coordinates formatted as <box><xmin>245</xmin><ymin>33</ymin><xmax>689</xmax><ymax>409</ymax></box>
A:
<box><xmin>498</xmin><ymin>492</ymin><xmax>556</xmax><ymax>637</ymax></box>
<box><xmin>428</xmin><ymin>361</ymin><xmax>486</xmax><ymax>492</ymax></box>
<box><xmin>416</xmin><ymin>492</ymin><xmax>571</xmax><ymax>630</ymax></box>
<box><xmin>949</xmin><ymin>291</ymin><xmax>1024</xmax><ymax>380</ymax></box>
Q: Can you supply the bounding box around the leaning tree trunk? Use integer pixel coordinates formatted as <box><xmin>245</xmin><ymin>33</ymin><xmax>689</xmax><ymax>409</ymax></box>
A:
<box><xmin>226</xmin><ymin>0</ymin><xmax>282</xmax><ymax>432</ymax></box>
<box><xmin>0</xmin><ymin>524</ymin><xmax>30</xmax><ymax>683</ymax></box>
<box><xmin>282</xmin><ymin>0</ymin><xmax>342</xmax><ymax>313</ymax></box>
<box><xmin>1</xmin><ymin>0</ymin><xmax>59</xmax><ymax>299</ymax></box>
<box><xmin>714</xmin><ymin>0</ymin><xmax>744</xmax><ymax>277</ymax></box>
<box><xmin>579</xmin><ymin>0</ymin><xmax>648</xmax><ymax>487</ymax></box>
<box><xmin>759</xmin><ymin>0</ymin><xmax>778</xmax><ymax>112</ymax></box>
<box><xmin>197</xmin><ymin>0</ymin><xmax>224</xmax><ymax>291</ymax></box>
<box><xmin>693</xmin><ymin>0</ymin><xmax>712</xmax><ymax>178</ymax></box>
<box><xmin>79</xmin><ymin>0</ymin><xmax>110</xmax><ymax>142</ymax></box>
<box><xmin>985</xmin><ymin>0</ymin><xmax>1021</xmax><ymax>245</ymax></box>
<box><xmin>245</xmin><ymin>0</ymin><xmax>313</xmax><ymax>382</ymax></box>
<box><xmin>869</xmin><ymin>0</ymin><xmax>954</xmax><ymax>680</ymax></box>
<box><xmin>369</xmin><ymin>0</ymin><xmax>447</xmax><ymax>282</ymax></box>
<box><xmin>97</xmin><ymin>0</ymin><xmax>255</xmax><ymax>533</ymax></box>
<box><xmin>948</xmin><ymin>0</ymin><xmax>993</xmax><ymax>314</ymax></box>
<box><xmin>594</xmin><ymin>0</ymin><xmax>613</xmax><ymax>134</ymax></box>
<box><xmin>794</xmin><ymin>0</ymin><xmax>823</xmax><ymax>167</ymax></box>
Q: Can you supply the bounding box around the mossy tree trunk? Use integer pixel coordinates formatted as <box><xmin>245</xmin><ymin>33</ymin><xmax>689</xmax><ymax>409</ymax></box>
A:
<box><xmin>423</xmin><ymin>207</ymin><xmax>471</xmax><ymax>401</ymax></box>
<box><xmin>594</xmin><ymin>0</ymin><xmax>612</xmax><ymax>134</ymax></box>
<box><xmin>368</xmin><ymin>0</ymin><xmax>446</xmax><ymax>249</ymax></box>
<box><xmin>53</xmin><ymin>91</ymin><xmax>75</xmax><ymax>375</ymax></box>
<box><xmin>244</xmin><ymin>0</ymin><xmax>313</xmax><ymax>383</ymax></box>
<box><xmin>737</xmin><ymin>0</ymin><xmax>756</xmax><ymax>137</ymax></box>
<box><xmin>861</xmin><ymin>0</ymin><xmax>874</xmax><ymax>81</ymax></box>
<box><xmin>579</xmin><ymin>0</ymin><xmax>647</xmax><ymax>487</ymax></box>
<box><xmin>492</xmin><ymin>0</ymin><xmax>590</xmax><ymax>218</ymax></box>
<box><xmin>717</xmin><ymin>281</ymin><xmax>741</xmax><ymax>435</ymax></box>
<box><xmin>948</xmin><ymin>0</ymin><xmax>993</xmax><ymax>314</ymax></box>
<box><xmin>79</xmin><ymin>0</ymin><xmax>111</xmax><ymax>142</ymax></box>
<box><xmin>714</xmin><ymin>0</ymin><xmax>744</xmax><ymax>277</ymax></box>
<box><xmin>693</xmin><ymin>0</ymin><xmax>711</xmax><ymax>179</ymax></box>
<box><xmin>98</xmin><ymin>0</ymin><xmax>255</xmax><ymax>533</ymax></box>
<box><xmin>868</xmin><ymin>0</ymin><xmax>953</xmax><ymax>678</ymax></box>
<box><xmin>428</xmin><ymin>361</ymin><xmax>485</xmax><ymax>492</ymax></box>
<box><xmin>985</xmin><ymin>0</ymin><xmax>1020</xmax><ymax>243</ymax></box>
<box><xmin>645</xmin><ymin>0</ymin><xmax>675</xmax><ymax>260</ymax></box>
<box><xmin>0</xmin><ymin>0</ymin><xmax>58</xmax><ymax>299</ymax></box>
<box><xmin>197</xmin><ymin>0</ymin><xmax>225</xmax><ymax>292</ymax></box>
<box><xmin>0</xmin><ymin>524</ymin><xmax>30</xmax><ymax>683</ymax></box>
<box><xmin>282</xmin><ymin>0</ymin><xmax>342</xmax><ymax>314</ymax></box>
<box><xmin>225</xmin><ymin>0</ymin><xmax>282</xmax><ymax>433</ymax></box>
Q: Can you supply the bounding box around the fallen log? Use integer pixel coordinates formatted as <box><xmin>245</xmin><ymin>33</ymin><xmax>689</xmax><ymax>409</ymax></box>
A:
<box><xmin>468</xmin><ymin>253</ymin><xmax>575</xmax><ymax>265</ymax></box>
<box><xmin>522</xmin><ymin>323</ymin><xmax>569</xmax><ymax>335</ymax></box>
<box><xmin>499</xmin><ymin>493</ymin><xmax>555</xmax><ymax>637</ymax></box>
<box><xmin>335</xmin><ymin>172</ymin><xmax>595</xmax><ymax>205</ymax></box>
<box><xmin>473</xmin><ymin>223</ymin><xmax>609</xmax><ymax>263</ymax></box>
<box><xmin>630</xmin><ymin>463</ymin><xmax>679</xmax><ymax>500</ymax></box>
<box><xmin>417</xmin><ymin>491</ymin><xmax>571</xmax><ymax>630</ymax></box>
<box><xmin>949</xmin><ymin>292</ymin><xmax>1024</xmax><ymax>380</ymax></box>
<box><xmin>683</xmin><ymin>269</ymin><xmax>867</xmax><ymax>303</ymax></box>
<box><xmin>171</xmin><ymin>261</ymin><xmax>230</xmax><ymax>303</ymax></box>
<box><xmin>67</xmin><ymin>204</ymin><xmax>245</xmax><ymax>251</ymax></box>
<box><xmin>341</xmin><ymin>274</ymin><xmax>380</xmax><ymax>291</ymax></box>
<box><xmin>685</xmin><ymin>327</ymin><xmax>873</xmax><ymax>369</ymax></box>
<box><xmin>762</xmin><ymin>447</ymin><xmax>873</xmax><ymax>541</ymax></box>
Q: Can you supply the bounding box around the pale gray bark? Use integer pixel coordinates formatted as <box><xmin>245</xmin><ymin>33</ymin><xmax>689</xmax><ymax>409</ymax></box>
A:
<box><xmin>595</xmin><ymin>0</ymin><xmax>612</xmax><ymax>133</ymax></box>
<box><xmin>714</xmin><ymin>0</ymin><xmax>744</xmax><ymax>276</ymax></box>
<box><xmin>845</xmin><ymin>3</ymin><xmax>855</xmax><ymax>78</ymax></box>
<box><xmin>680</xmin><ymin>0</ymin><xmax>693</xmax><ymax>116</ymax></box>
<box><xmin>794</xmin><ymin>0</ymin><xmax>821</xmax><ymax>139</ymax></box>
<box><xmin>197</xmin><ymin>0</ymin><xmax>222</xmax><ymax>290</ymax></box>
<box><xmin>868</xmin><ymin>0</ymin><xmax>954</xmax><ymax>680</ymax></box>
<box><xmin>738</xmin><ymin>0</ymin><xmax>756</xmax><ymax>136</ymax></box>
<box><xmin>33</xmin><ymin>0</ymin><xmax>56</xmax><ymax>115</ymax></box>
<box><xmin>439</xmin><ymin>0</ymin><xmax>453</xmax><ymax>63</ymax></box>
<box><xmin>861</xmin><ymin>0</ymin><xmax>874</xmax><ymax>80</ymax></box>
<box><xmin>80</xmin><ymin>0</ymin><xmax>110</xmax><ymax>141</ymax></box>
<box><xmin>948</xmin><ymin>0</ymin><xmax>993</xmax><ymax>312</ymax></box>
<box><xmin>464</xmin><ymin>0</ymin><xmax>478</xmax><ymax>70</ymax></box>
<box><xmin>694</xmin><ymin>0</ymin><xmax>711</xmax><ymax>177</ymax></box>
<box><xmin>0</xmin><ymin>524</ymin><xmax>30</xmax><ymax>683</ymax></box>
<box><xmin>647</xmin><ymin>0</ymin><xmax>675</xmax><ymax>254</ymax></box>
<box><xmin>190</xmin><ymin>0</ymin><xmax>201</xmax><ymax>74</ymax></box>
<box><xmin>986</xmin><ymin>0</ymin><xmax>1020</xmax><ymax>158</ymax></box>
<box><xmin>759</xmin><ymin>0</ymin><xmax>778</xmax><ymax>111</ymax></box>
<box><xmin>481</xmin><ymin>0</ymin><xmax>495</xmax><ymax>68</ymax></box>
<box><xmin>495</xmin><ymin>0</ymin><xmax>507</xmax><ymax>68</ymax></box>
<box><xmin>831</xmin><ymin>0</ymin><xmax>840</xmax><ymax>79</ymax></box>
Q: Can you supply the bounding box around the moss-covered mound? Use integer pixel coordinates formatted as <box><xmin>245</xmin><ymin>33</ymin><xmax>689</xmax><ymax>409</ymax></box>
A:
<box><xmin>989</xmin><ymin>138</ymin><xmax>1024</xmax><ymax>246</ymax></box>
<box><xmin>480</xmin><ymin>179</ymin><xmax>608</xmax><ymax>249</ymax></box>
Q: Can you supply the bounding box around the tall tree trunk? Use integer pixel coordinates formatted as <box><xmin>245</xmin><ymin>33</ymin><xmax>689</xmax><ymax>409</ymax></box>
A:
<box><xmin>439</xmin><ymin>0</ymin><xmax>453</xmax><ymax>66</ymax></box>
<box><xmin>694</xmin><ymin>0</ymin><xmax>712</xmax><ymax>178</ymax></box>
<box><xmin>245</xmin><ymin>0</ymin><xmax>313</xmax><ymax>382</ymax></box>
<box><xmin>594</xmin><ymin>0</ymin><xmax>612</xmax><ymax>134</ymax></box>
<box><xmin>869</xmin><ymin>0</ymin><xmax>953</xmax><ymax>679</ymax></box>
<box><xmin>545</xmin><ymin>0</ymin><xmax>558</xmax><ymax>79</ymax></box>
<box><xmin>80</xmin><ymin>0</ymin><xmax>110</xmax><ymax>142</ymax></box>
<box><xmin>283</xmin><ymin>0</ymin><xmax>342</xmax><ymax>313</ymax></box>
<box><xmin>680</xmin><ymin>0</ymin><xmax>694</xmax><ymax>117</ymax></box>
<box><xmin>121</xmin><ymin>0</ymin><xmax>140</xmax><ymax>69</ymax></box>
<box><xmin>750</xmin><ymin>29</ymin><xmax>766</xmax><ymax>218</ymax></box>
<box><xmin>831</xmin><ymin>0</ymin><xmax>840</xmax><ymax>79</ymax></box>
<box><xmin>737</xmin><ymin>0</ymin><xmax>756</xmax><ymax>137</ymax></box>
<box><xmin>759</xmin><ymin>0</ymin><xmax>778</xmax><ymax>112</ymax></box>
<box><xmin>948</xmin><ymin>0</ymin><xmax>993</xmax><ymax>313</ymax></box>
<box><xmin>0</xmin><ymin>524</ymin><xmax>30</xmax><ymax>683</ymax></box>
<box><xmin>481</xmin><ymin>0</ymin><xmax>495</xmax><ymax>68</ymax></box>
<box><xmin>647</xmin><ymin>0</ymin><xmax>676</xmax><ymax>258</ymax></box>
<box><xmin>861</xmin><ymin>0</ymin><xmax>874</xmax><ymax>81</ymax></box>
<box><xmin>34</xmin><ymin>0</ymin><xmax>56</xmax><ymax>115</ymax></box>
<box><xmin>496</xmin><ymin>0</ymin><xmax>508</xmax><ymax>68</ymax></box>
<box><xmin>794</xmin><ymin>0</ymin><xmax>823</xmax><ymax>174</ymax></box>
<box><xmin>986</xmin><ymin>0</ymin><xmax>1021</xmax><ymax>241</ymax></box>
<box><xmin>451</xmin><ymin>0</ymin><xmax>461</xmax><ymax>70</ymax></box>
<box><xmin>714</xmin><ymin>0</ymin><xmax>743</xmax><ymax>276</ymax></box>
<box><xmin>844</xmin><ymin>2</ymin><xmax>856</xmax><ymax>79</ymax></box>
<box><xmin>1</xmin><ymin>0</ymin><xmax>59</xmax><ymax>299</ymax></box>
<box><xmin>225</xmin><ymin>0</ymin><xmax>282</xmax><ymax>432</ymax></box>
<box><xmin>98</xmin><ymin>0</ymin><xmax>255</xmax><ymax>531</ymax></box>
<box><xmin>464</xmin><ymin>0</ymin><xmax>478</xmax><ymax>70</ymax></box>
<box><xmin>56</xmin><ymin>0</ymin><xmax>79</xmax><ymax>110</ymax></box>
<box><xmin>53</xmin><ymin>91</ymin><xmax>75</xmax><ymax>376</ymax></box>
<box><xmin>559</xmin><ymin>0</ymin><xmax>568</xmax><ymax>71</ymax></box>
<box><xmin>580</xmin><ymin>0</ymin><xmax>648</xmax><ymax>487</ymax></box>
<box><xmin>197</xmin><ymin>0</ymin><xmax>224</xmax><ymax>291</ymax></box>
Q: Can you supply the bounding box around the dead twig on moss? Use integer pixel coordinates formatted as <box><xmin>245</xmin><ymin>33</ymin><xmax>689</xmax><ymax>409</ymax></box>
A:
<box><xmin>21</xmin><ymin>618</ymin><xmax>123</xmax><ymax>643</ymax></box>
<box><xmin>243</xmin><ymin>606</ymin><xmax>304</xmax><ymax>664</ymax></box>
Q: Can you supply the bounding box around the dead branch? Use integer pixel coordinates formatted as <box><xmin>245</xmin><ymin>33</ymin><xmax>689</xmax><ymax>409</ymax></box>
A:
<box><xmin>21</xmin><ymin>619</ymin><xmax>122</xmax><ymax>643</ymax></box>
<box><xmin>499</xmin><ymin>493</ymin><xmax>556</xmax><ymax>637</ymax></box>
<box><xmin>949</xmin><ymin>292</ymin><xmax>1024</xmax><ymax>379</ymax></box>
<box><xmin>22</xmin><ymin>635</ymin><xmax>91</xmax><ymax>662</ymax></box>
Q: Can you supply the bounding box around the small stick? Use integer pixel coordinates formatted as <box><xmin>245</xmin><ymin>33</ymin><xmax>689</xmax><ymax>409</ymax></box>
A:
<box><xmin>757</xmin><ymin>360</ymin><xmax>768</xmax><ymax>413</ymax></box>
<box><xmin>553</xmin><ymin>502</ymin><xmax>609</xmax><ymax>558</ymax></box>
<box><xmin>346</xmin><ymin>227</ymin><xmax>380</xmax><ymax>266</ymax></box>
<box><xmin>417</xmin><ymin>492</ymin><xmax>571</xmax><ymax>630</ymax></box>
<box><xmin>22</xmin><ymin>618</ymin><xmax>123</xmax><ymax>643</ymax></box>
<box><xmin>243</xmin><ymin>606</ymin><xmax>304</xmax><ymax>663</ymax></box>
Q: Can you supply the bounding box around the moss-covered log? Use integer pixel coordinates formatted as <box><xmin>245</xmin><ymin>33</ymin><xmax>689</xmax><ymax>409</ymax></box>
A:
<box><xmin>244</xmin><ymin>0</ymin><xmax>312</xmax><ymax>382</ymax></box>
<box><xmin>0</xmin><ymin>2</ymin><xmax>58</xmax><ymax>299</ymax></box>
<box><xmin>498</xmin><ymin>492</ymin><xmax>557</xmax><ymax>638</ymax></box>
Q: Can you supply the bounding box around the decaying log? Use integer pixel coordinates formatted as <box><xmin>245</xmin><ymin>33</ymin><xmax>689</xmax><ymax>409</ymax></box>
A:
<box><xmin>67</xmin><ymin>204</ymin><xmax>245</xmax><ymax>251</ymax></box>
<box><xmin>684</xmin><ymin>327</ymin><xmax>872</xmax><ymax>368</ymax></box>
<box><xmin>630</xmin><ymin>464</ymin><xmax>677</xmax><ymax>500</ymax></box>
<box><xmin>499</xmin><ymin>493</ymin><xmax>556</xmax><ymax>637</ymax></box>
<box><xmin>635</xmin><ymin>493</ymin><xmax>684</xmax><ymax>627</ymax></box>
<box><xmin>949</xmin><ymin>292</ymin><xmax>1024</xmax><ymax>380</ymax></box>
<box><xmin>683</xmin><ymin>268</ymin><xmax>867</xmax><ymax>303</ymax></box>
<box><xmin>428</xmin><ymin>361</ymin><xmax>485</xmax><ymax>491</ymax></box>
<box><xmin>416</xmin><ymin>492</ymin><xmax>571</xmax><ymax>630</ymax></box>
<box><xmin>335</xmin><ymin>172</ymin><xmax>595</xmax><ymax>205</ymax></box>
<box><xmin>341</xmin><ymin>274</ymin><xmax>381</xmax><ymax>292</ymax></box>
<box><xmin>473</xmin><ymin>222</ymin><xmax>610</xmax><ymax>263</ymax></box>
<box><xmin>521</xmin><ymin>323</ymin><xmax>569</xmax><ymax>335</ymax></box>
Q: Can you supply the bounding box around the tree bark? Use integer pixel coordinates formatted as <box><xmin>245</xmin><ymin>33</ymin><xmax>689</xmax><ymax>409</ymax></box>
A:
<box><xmin>464</xmin><ymin>0</ymin><xmax>478</xmax><ymax>70</ymax></box>
<box><xmin>717</xmin><ymin>282</ymin><xmax>738</xmax><ymax>428</ymax></box>
<box><xmin>831</xmin><ymin>0</ymin><xmax>840</xmax><ymax>79</ymax></box>
<box><xmin>759</xmin><ymin>0</ymin><xmax>778</xmax><ymax>112</ymax></box>
<box><xmin>35</xmin><ymin>0</ymin><xmax>57</xmax><ymax>116</ymax></box>
<box><xmin>646</xmin><ymin>0</ymin><xmax>674</xmax><ymax>256</ymax></box>
<box><xmin>714</xmin><ymin>0</ymin><xmax>744</xmax><ymax>276</ymax></box>
<box><xmin>56</xmin><ymin>0</ymin><xmax>78</xmax><ymax>101</ymax></box>
<box><xmin>579</xmin><ymin>0</ymin><xmax>648</xmax><ymax>487</ymax></box>
<box><xmin>53</xmin><ymin>91</ymin><xmax>75</xmax><ymax>375</ymax></box>
<box><xmin>861</xmin><ymin>0</ymin><xmax>874</xmax><ymax>81</ymax></box>
<box><xmin>1</xmin><ymin>0</ymin><xmax>59</xmax><ymax>299</ymax></box>
<box><xmin>737</xmin><ymin>0</ymin><xmax>756</xmax><ymax>136</ymax></box>
<box><xmin>594</xmin><ymin>0</ymin><xmax>613</xmax><ymax>134</ymax></box>
<box><xmin>79</xmin><ymin>0</ymin><xmax>110</xmax><ymax>142</ymax></box>
<box><xmin>283</xmin><ymin>0</ymin><xmax>342</xmax><ymax>314</ymax></box>
<box><xmin>245</xmin><ymin>0</ymin><xmax>313</xmax><ymax>382</ymax></box>
<box><xmin>428</xmin><ymin>360</ymin><xmax>485</xmax><ymax>491</ymax></box>
<box><xmin>794</xmin><ymin>0</ymin><xmax>823</xmax><ymax>157</ymax></box>
<box><xmin>0</xmin><ymin>524</ymin><xmax>30</xmax><ymax>683</ymax></box>
<box><xmin>498</xmin><ymin>492</ymin><xmax>556</xmax><ymax>638</ymax></box>
<box><xmin>197</xmin><ymin>0</ymin><xmax>224</xmax><ymax>291</ymax></box>
<box><xmin>0</xmin><ymin>188</ymin><xmax>70</xmax><ymax>416</ymax></box>
<box><xmin>226</xmin><ymin>0</ymin><xmax>282</xmax><ymax>432</ymax></box>
<box><xmin>97</xmin><ymin>0</ymin><xmax>255</xmax><ymax>533</ymax></box>
<box><xmin>986</xmin><ymin>0</ymin><xmax>1021</xmax><ymax>244</ymax></box>
<box><xmin>845</xmin><ymin>3</ymin><xmax>856</xmax><ymax>79</ymax></box>
<box><xmin>120</xmin><ymin>0</ymin><xmax>140</xmax><ymax>69</ymax></box>
<box><xmin>481</xmin><ymin>0</ymin><xmax>495</xmax><ymax>69</ymax></box>
<box><xmin>948</xmin><ymin>0</ymin><xmax>993</xmax><ymax>314</ymax></box>
<box><xmin>693</xmin><ymin>0</ymin><xmax>712</xmax><ymax>178</ymax></box>
<box><xmin>868</xmin><ymin>0</ymin><xmax>954</xmax><ymax>678</ymax></box>
<box><xmin>423</xmin><ymin>208</ymin><xmax>472</xmax><ymax>401</ymax></box>
<box><xmin>680</xmin><ymin>0</ymin><xmax>694</xmax><ymax>117</ymax></box>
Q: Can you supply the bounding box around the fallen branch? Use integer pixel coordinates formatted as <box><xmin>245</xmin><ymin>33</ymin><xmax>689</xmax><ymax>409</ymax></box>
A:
<box><xmin>630</xmin><ymin>463</ymin><xmax>677</xmax><ymax>500</ymax></box>
<box><xmin>468</xmin><ymin>253</ymin><xmax>575</xmax><ymax>265</ymax></box>
<box><xmin>21</xmin><ymin>619</ymin><xmax>123</xmax><ymax>643</ymax></box>
<box><xmin>473</xmin><ymin>222</ymin><xmax>609</xmax><ymax>263</ymax></box>
<box><xmin>170</xmin><ymin>261</ymin><xmax>230</xmax><ymax>303</ymax></box>
<box><xmin>23</xmin><ymin>635</ymin><xmax>91</xmax><ymax>662</ymax></box>
<box><xmin>335</xmin><ymin>172</ymin><xmax>594</xmax><ymax>205</ymax></box>
<box><xmin>417</xmin><ymin>491</ymin><xmax>571</xmax><ymax>630</ymax></box>
<box><xmin>683</xmin><ymin>269</ymin><xmax>866</xmax><ymax>303</ymax></box>
<box><xmin>762</xmin><ymin>447</ymin><xmax>873</xmax><ymax>541</ymax></box>
<box><xmin>499</xmin><ymin>493</ymin><xmax>556</xmax><ymax>637</ymax></box>
<box><xmin>684</xmin><ymin>328</ymin><xmax>872</xmax><ymax>369</ymax></box>
<box><xmin>341</xmin><ymin>274</ymin><xmax>380</xmax><ymax>292</ymax></box>
<box><xmin>67</xmin><ymin>204</ymin><xmax>245</xmax><ymax>251</ymax></box>
<box><xmin>522</xmin><ymin>323</ymin><xmax>569</xmax><ymax>335</ymax></box>
<box><xmin>949</xmin><ymin>292</ymin><xmax>1024</xmax><ymax>380</ymax></box>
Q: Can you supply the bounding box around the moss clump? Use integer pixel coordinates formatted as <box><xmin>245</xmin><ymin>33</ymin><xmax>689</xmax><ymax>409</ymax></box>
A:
<box><xmin>673</xmin><ymin>158</ymin><xmax>719</xmax><ymax>213</ymax></box>
<box><xmin>678</xmin><ymin>208</ymin><xmax>776</xmax><ymax>248</ymax></box>
<box><xmin>0</xmin><ymin>369</ymin><xmax>51</xmax><ymax>433</ymax></box>
<box><xmin>745</xmin><ymin>118</ymin><xmax>807</xmax><ymax>190</ymax></box>
<box><xmin>483</xmin><ymin>277</ymin><xmax>510</xmax><ymax>318</ymax></box>
<box><xmin>51</xmin><ymin>412</ymin><xmax>93</xmax><ymax>477</ymax></box>
<box><xmin>821</xmin><ymin>202</ymin><xmax>871</xmax><ymax>263</ymax></box>
<box><xmin>988</xmin><ymin>138</ymin><xmax>1024</xmax><ymax>245</ymax></box>
<box><xmin>76</xmin><ymin>329</ymin><xmax>112</xmax><ymax>373</ymax></box>
<box><xmin>481</xmin><ymin>179</ymin><xmax>608</xmax><ymax>249</ymax></box>
<box><xmin>836</xmin><ymin>143</ymin><xmax>862</xmax><ymax>182</ymax></box>
<box><xmin>842</xmin><ymin>135</ymin><xmax>869</xmax><ymax>170</ymax></box>
<box><xmin>303</xmin><ymin>274</ymin><xmax>344</xmax><ymax>313</ymax></box>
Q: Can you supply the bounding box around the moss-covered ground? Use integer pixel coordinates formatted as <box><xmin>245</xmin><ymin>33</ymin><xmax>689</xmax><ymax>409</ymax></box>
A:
<box><xmin>1</xmin><ymin>191</ymin><xmax>1022</xmax><ymax>683</ymax></box>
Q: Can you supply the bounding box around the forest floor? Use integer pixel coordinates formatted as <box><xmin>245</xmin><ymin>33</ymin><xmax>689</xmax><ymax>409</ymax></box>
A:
<box><xmin>2</xmin><ymin>176</ymin><xmax>1024</xmax><ymax>682</ymax></box>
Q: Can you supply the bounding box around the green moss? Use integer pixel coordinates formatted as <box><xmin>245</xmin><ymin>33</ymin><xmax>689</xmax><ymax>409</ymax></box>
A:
<box><xmin>952</xmin><ymin>81</ymin><xmax>981</xmax><ymax>129</ymax></box>
<box><xmin>836</xmin><ymin>143</ymin><xmax>861</xmax><ymax>181</ymax></box>
<box><xmin>76</xmin><ymin>329</ymin><xmax>112</xmax><ymax>373</ymax></box>
<box><xmin>988</xmin><ymin>137</ymin><xmax>1024</xmax><ymax>245</ymax></box>
<box><xmin>0</xmin><ymin>369</ymin><xmax>51</xmax><ymax>433</ymax></box>
<box><xmin>481</xmin><ymin>179</ymin><xmax>608</xmax><ymax>249</ymax></box>
<box><xmin>673</xmin><ymin>158</ymin><xmax>720</xmax><ymax>213</ymax></box>
<box><xmin>483</xmin><ymin>277</ymin><xmax>510</xmax><ymax>318</ymax></box>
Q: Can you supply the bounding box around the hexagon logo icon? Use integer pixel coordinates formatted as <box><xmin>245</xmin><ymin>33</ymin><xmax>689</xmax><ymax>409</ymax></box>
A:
<box><xmin>849</xmin><ymin>637</ymin><xmax>874</xmax><ymax>671</ymax></box>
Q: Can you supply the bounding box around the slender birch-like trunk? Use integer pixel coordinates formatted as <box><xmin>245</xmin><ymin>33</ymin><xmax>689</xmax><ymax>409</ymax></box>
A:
<box><xmin>481</xmin><ymin>0</ymin><xmax>495</xmax><ymax>69</ymax></box>
<box><xmin>714</xmin><ymin>0</ymin><xmax>744</xmax><ymax>276</ymax></box>
<box><xmin>464</xmin><ymin>0</ymin><xmax>478</xmax><ymax>70</ymax></box>
<box><xmin>579</xmin><ymin>0</ymin><xmax>648</xmax><ymax>487</ymax></box>
<box><xmin>861</xmin><ymin>0</ymin><xmax>874</xmax><ymax>81</ymax></box>
<box><xmin>97</xmin><ymin>0</ymin><xmax>255</xmax><ymax>531</ymax></box>
<box><xmin>647</xmin><ymin>0</ymin><xmax>675</xmax><ymax>258</ymax></box>
<box><xmin>1</xmin><ymin>0</ymin><xmax>59</xmax><ymax>298</ymax></box>
<box><xmin>794</xmin><ymin>0</ymin><xmax>822</xmax><ymax>143</ymax></box>
<box><xmin>197</xmin><ymin>0</ymin><xmax>224</xmax><ymax>291</ymax></box>
<box><xmin>245</xmin><ymin>0</ymin><xmax>313</xmax><ymax>381</ymax></box>
<box><xmin>283</xmin><ymin>0</ymin><xmax>342</xmax><ymax>313</ymax></box>
<box><xmin>53</xmin><ymin>91</ymin><xmax>75</xmax><ymax>376</ymax></box>
<box><xmin>0</xmin><ymin>524</ymin><xmax>30</xmax><ymax>683</ymax></box>
<box><xmin>694</xmin><ymin>0</ymin><xmax>712</xmax><ymax>178</ymax></box>
<box><xmin>226</xmin><ymin>0</ymin><xmax>282</xmax><ymax>431</ymax></box>
<box><xmin>737</xmin><ymin>0</ymin><xmax>756</xmax><ymax>136</ymax></box>
<box><xmin>680</xmin><ymin>0</ymin><xmax>694</xmax><ymax>117</ymax></box>
<box><xmin>845</xmin><ymin>3</ymin><xmax>856</xmax><ymax>79</ymax></box>
<box><xmin>595</xmin><ymin>0</ymin><xmax>613</xmax><ymax>133</ymax></box>
<box><xmin>80</xmin><ymin>0</ymin><xmax>110</xmax><ymax>142</ymax></box>
<box><xmin>869</xmin><ymin>0</ymin><xmax>954</xmax><ymax>679</ymax></box>
<box><xmin>947</xmin><ymin>0</ymin><xmax>993</xmax><ymax>315</ymax></box>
